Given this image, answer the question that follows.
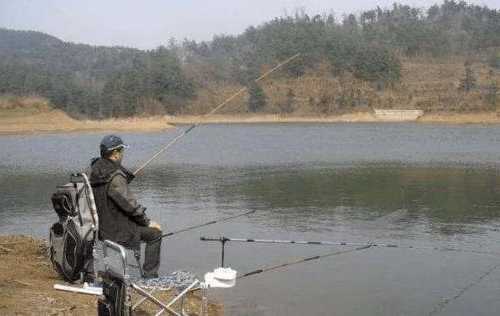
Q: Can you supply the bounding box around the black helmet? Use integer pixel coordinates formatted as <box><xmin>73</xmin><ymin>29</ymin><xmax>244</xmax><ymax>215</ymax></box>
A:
<box><xmin>100</xmin><ymin>135</ymin><xmax>129</xmax><ymax>157</ymax></box>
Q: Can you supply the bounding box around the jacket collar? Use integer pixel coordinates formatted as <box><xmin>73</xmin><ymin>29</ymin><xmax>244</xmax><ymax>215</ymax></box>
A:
<box><xmin>90</xmin><ymin>157</ymin><xmax>135</xmax><ymax>185</ymax></box>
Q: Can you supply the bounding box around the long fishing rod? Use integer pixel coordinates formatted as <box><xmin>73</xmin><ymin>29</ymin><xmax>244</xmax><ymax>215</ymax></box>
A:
<box><xmin>238</xmin><ymin>244</ymin><xmax>373</xmax><ymax>279</ymax></box>
<box><xmin>133</xmin><ymin>53</ymin><xmax>301</xmax><ymax>176</ymax></box>
<box><xmin>152</xmin><ymin>210</ymin><xmax>256</xmax><ymax>242</ymax></box>
<box><xmin>200</xmin><ymin>236</ymin><xmax>374</xmax><ymax>267</ymax></box>
<box><xmin>200</xmin><ymin>236</ymin><xmax>500</xmax><ymax>258</ymax></box>
<box><xmin>186</xmin><ymin>243</ymin><xmax>373</xmax><ymax>295</ymax></box>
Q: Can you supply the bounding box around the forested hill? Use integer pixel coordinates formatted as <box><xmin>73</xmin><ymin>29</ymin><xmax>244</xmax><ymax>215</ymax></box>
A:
<box><xmin>1</xmin><ymin>1</ymin><xmax>500</xmax><ymax>118</ymax></box>
<box><xmin>0</xmin><ymin>28</ymin><xmax>194</xmax><ymax>117</ymax></box>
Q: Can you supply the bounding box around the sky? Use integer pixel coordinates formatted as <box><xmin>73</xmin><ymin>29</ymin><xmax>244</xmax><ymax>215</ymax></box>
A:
<box><xmin>0</xmin><ymin>0</ymin><xmax>499</xmax><ymax>49</ymax></box>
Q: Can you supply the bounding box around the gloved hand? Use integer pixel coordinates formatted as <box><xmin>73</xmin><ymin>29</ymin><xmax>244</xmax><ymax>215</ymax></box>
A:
<box><xmin>149</xmin><ymin>221</ymin><xmax>161</xmax><ymax>231</ymax></box>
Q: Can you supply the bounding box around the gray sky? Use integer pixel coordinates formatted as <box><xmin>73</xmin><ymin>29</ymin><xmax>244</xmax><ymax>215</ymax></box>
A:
<box><xmin>1</xmin><ymin>0</ymin><xmax>499</xmax><ymax>49</ymax></box>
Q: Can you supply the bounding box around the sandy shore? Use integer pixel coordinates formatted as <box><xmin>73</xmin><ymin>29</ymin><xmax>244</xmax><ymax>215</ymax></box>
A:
<box><xmin>0</xmin><ymin>235</ymin><xmax>221</xmax><ymax>315</ymax></box>
<box><xmin>0</xmin><ymin>110</ymin><xmax>174</xmax><ymax>135</ymax></box>
<box><xmin>165</xmin><ymin>112</ymin><xmax>500</xmax><ymax>125</ymax></box>
<box><xmin>2</xmin><ymin>111</ymin><xmax>500</xmax><ymax>135</ymax></box>
<box><xmin>417</xmin><ymin>112</ymin><xmax>500</xmax><ymax>124</ymax></box>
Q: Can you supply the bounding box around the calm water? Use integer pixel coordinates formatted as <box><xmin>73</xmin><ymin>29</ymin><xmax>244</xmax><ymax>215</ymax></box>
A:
<box><xmin>2</xmin><ymin>123</ymin><xmax>500</xmax><ymax>315</ymax></box>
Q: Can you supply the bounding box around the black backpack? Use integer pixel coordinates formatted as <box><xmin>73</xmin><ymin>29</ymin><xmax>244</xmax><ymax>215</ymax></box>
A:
<box><xmin>49</xmin><ymin>173</ymin><xmax>98</xmax><ymax>282</ymax></box>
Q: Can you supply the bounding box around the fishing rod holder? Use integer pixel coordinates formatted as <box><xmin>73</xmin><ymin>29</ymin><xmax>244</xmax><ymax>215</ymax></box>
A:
<box><xmin>200</xmin><ymin>236</ymin><xmax>230</xmax><ymax>267</ymax></box>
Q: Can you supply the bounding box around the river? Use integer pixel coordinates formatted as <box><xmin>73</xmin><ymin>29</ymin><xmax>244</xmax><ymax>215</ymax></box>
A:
<box><xmin>2</xmin><ymin>123</ymin><xmax>500</xmax><ymax>315</ymax></box>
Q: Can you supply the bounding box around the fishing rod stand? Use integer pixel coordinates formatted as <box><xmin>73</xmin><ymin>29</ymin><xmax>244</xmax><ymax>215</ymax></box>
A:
<box><xmin>201</xmin><ymin>236</ymin><xmax>230</xmax><ymax>267</ymax></box>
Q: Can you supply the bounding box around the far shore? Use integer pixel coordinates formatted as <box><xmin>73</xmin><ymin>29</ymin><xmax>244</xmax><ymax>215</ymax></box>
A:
<box><xmin>0</xmin><ymin>110</ymin><xmax>175</xmax><ymax>135</ymax></box>
<box><xmin>165</xmin><ymin>112</ymin><xmax>500</xmax><ymax>125</ymax></box>
<box><xmin>2</xmin><ymin>111</ymin><xmax>500</xmax><ymax>135</ymax></box>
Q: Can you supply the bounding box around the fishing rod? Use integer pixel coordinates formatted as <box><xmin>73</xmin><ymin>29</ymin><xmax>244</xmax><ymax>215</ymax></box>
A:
<box><xmin>200</xmin><ymin>236</ymin><xmax>374</xmax><ymax>267</ymax></box>
<box><xmin>133</xmin><ymin>53</ymin><xmax>301</xmax><ymax>176</ymax></box>
<box><xmin>200</xmin><ymin>236</ymin><xmax>500</xmax><ymax>260</ymax></box>
<box><xmin>186</xmin><ymin>243</ymin><xmax>373</xmax><ymax>295</ymax></box>
<box><xmin>152</xmin><ymin>210</ymin><xmax>256</xmax><ymax>242</ymax></box>
<box><xmin>238</xmin><ymin>244</ymin><xmax>373</xmax><ymax>279</ymax></box>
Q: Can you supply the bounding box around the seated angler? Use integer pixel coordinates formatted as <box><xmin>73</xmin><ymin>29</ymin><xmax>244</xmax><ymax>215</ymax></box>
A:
<box><xmin>90</xmin><ymin>135</ymin><xmax>162</xmax><ymax>279</ymax></box>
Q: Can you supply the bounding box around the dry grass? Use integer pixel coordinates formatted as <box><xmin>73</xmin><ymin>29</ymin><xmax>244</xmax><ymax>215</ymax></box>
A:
<box><xmin>0</xmin><ymin>235</ymin><xmax>222</xmax><ymax>316</ymax></box>
<box><xmin>418</xmin><ymin>112</ymin><xmax>500</xmax><ymax>124</ymax></box>
<box><xmin>0</xmin><ymin>235</ymin><xmax>97</xmax><ymax>315</ymax></box>
<box><xmin>0</xmin><ymin>96</ymin><xmax>173</xmax><ymax>134</ymax></box>
<box><xmin>184</xmin><ymin>57</ymin><xmax>499</xmax><ymax>116</ymax></box>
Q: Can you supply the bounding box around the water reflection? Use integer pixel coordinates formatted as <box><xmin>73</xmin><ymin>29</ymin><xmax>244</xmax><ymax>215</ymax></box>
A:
<box><xmin>207</xmin><ymin>165</ymin><xmax>500</xmax><ymax>234</ymax></box>
<box><xmin>124</xmin><ymin>164</ymin><xmax>500</xmax><ymax>239</ymax></box>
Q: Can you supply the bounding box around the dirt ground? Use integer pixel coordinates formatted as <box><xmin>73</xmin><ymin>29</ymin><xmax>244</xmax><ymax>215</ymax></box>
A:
<box><xmin>0</xmin><ymin>235</ymin><xmax>222</xmax><ymax>316</ymax></box>
<box><xmin>0</xmin><ymin>109</ymin><xmax>174</xmax><ymax>135</ymax></box>
<box><xmin>0</xmin><ymin>96</ymin><xmax>175</xmax><ymax>134</ymax></box>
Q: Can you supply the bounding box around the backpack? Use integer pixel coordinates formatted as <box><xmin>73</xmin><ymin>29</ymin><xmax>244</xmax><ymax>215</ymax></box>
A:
<box><xmin>49</xmin><ymin>173</ymin><xmax>99</xmax><ymax>282</ymax></box>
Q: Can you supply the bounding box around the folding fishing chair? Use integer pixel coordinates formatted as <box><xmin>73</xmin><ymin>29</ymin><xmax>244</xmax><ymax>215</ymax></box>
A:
<box><xmin>97</xmin><ymin>240</ymin><xmax>202</xmax><ymax>316</ymax></box>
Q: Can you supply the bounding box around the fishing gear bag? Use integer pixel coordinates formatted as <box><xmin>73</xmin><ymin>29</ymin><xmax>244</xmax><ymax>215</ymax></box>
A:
<box><xmin>49</xmin><ymin>173</ymin><xmax>99</xmax><ymax>282</ymax></box>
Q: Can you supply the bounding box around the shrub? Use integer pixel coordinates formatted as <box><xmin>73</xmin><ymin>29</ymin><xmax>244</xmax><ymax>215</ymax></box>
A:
<box><xmin>459</xmin><ymin>62</ymin><xmax>477</xmax><ymax>93</ymax></box>
<box><xmin>488</xmin><ymin>51</ymin><xmax>500</xmax><ymax>69</ymax></box>
<box><xmin>351</xmin><ymin>45</ymin><xmax>401</xmax><ymax>86</ymax></box>
<box><xmin>247</xmin><ymin>83</ymin><xmax>266</xmax><ymax>112</ymax></box>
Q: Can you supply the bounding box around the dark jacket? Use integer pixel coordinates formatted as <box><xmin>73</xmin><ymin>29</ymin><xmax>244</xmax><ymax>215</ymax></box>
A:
<box><xmin>90</xmin><ymin>158</ymin><xmax>150</xmax><ymax>249</ymax></box>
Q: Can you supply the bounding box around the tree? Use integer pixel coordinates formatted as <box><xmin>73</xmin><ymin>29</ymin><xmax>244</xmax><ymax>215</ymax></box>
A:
<box><xmin>486</xmin><ymin>70</ymin><xmax>498</xmax><ymax>108</ymax></box>
<box><xmin>279</xmin><ymin>88</ymin><xmax>295</xmax><ymax>113</ymax></box>
<box><xmin>459</xmin><ymin>61</ymin><xmax>476</xmax><ymax>92</ymax></box>
<box><xmin>489</xmin><ymin>51</ymin><xmax>500</xmax><ymax>69</ymax></box>
<box><xmin>247</xmin><ymin>83</ymin><xmax>266</xmax><ymax>113</ymax></box>
<box><xmin>351</xmin><ymin>45</ymin><xmax>401</xmax><ymax>87</ymax></box>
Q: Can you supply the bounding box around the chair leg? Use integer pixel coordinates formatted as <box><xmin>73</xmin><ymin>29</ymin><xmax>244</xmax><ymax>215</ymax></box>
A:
<box><xmin>134</xmin><ymin>250</ymin><xmax>144</xmax><ymax>277</ymax></box>
<box><xmin>132</xmin><ymin>287</ymin><xmax>156</xmax><ymax>311</ymax></box>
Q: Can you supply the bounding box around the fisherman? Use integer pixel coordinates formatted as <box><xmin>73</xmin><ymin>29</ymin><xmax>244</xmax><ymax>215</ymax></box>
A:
<box><xmin>90</xmin><ymin>135</ymin><xmax>162</xmax><ymax>279</ymax></box>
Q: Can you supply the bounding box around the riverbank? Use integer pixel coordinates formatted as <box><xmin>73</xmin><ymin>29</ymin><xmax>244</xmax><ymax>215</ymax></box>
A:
<box><xmin>165</xmin><ymin>112</ymin><xmax>500</xmax><ymax>125</ymax></box>
<box><xmin>3</xmin><ymin>98</ymin><xmax>500</xmax><ymax>135</ymax></box>
<box><xmin>0</xmin><ymin>235</ymin><xmax>221</xmax><ymax>315</ymax></box>
<box><xmin>0</xmin><ymin>109</ymin><xmax>174</xmax><ymax>135</ymax></box>
<box><xmin>0</xmin><ymin>96</ymin><xmax>174</xmax><ymax>134</ymax></box>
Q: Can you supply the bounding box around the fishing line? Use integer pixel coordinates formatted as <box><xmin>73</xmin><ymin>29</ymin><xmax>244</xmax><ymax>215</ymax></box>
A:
<box><xmin>427</xmin><ymin>261</ymin><xmax>500</xmax><ymax>316</ymax></box>
<box><xmin>133</xmin><ymin>53</ymin><xmax>301</xmax><ymax>176</ymax></box>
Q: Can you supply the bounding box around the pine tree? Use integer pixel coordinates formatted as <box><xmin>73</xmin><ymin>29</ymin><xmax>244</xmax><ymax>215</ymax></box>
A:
<box><xmin>486</xmin><ymin>79</ymin><xmax>498</xmax><ymax>108</ymax></box>
<box><xmin>247</xmin><ymin>83</ymin><xmax>266</xmax><ymax>113</ymax></box>
<box><xmin>279</xmin><ymin>88</ymin><xmax>295</xmax><ymax>113</ymax></box>
<box><xmin>459</xmin><ymin>62</ymin><xmax>477</xmax><ymax>93</ymax></box>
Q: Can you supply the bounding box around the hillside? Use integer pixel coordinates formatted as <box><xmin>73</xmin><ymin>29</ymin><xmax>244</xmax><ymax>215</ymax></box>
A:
<box><xmin>0</xmin><ymin>1</ymin><xmax>499</xmax><ymax>119</ymax></box>
<box><xmin>184</xmin><ymin>56</ymin><xmax>499</xmax><ymax>116</ymax></box>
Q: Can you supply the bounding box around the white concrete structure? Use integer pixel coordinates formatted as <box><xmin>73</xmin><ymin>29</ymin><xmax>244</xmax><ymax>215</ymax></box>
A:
<box><xmin>373</xmin><ymin>109</ymin><xmax>424</xmax><ymax>121</ymax></box>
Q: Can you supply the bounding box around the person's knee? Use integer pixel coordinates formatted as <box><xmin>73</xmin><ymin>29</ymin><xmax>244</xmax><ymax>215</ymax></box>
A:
<box><xmin>139</xmin><ymin>225</ymin><xmax>163</xmax><ymax>242</ymax></box>
<box><xmin>146</xmin><ymin>226</ymin><xmax>162</xmax><ymax>241</ymax></box>
<box><xmin>152</xmin><ymin>227</ymin><xmax>162</xmax><ymax>239</ymax></box>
